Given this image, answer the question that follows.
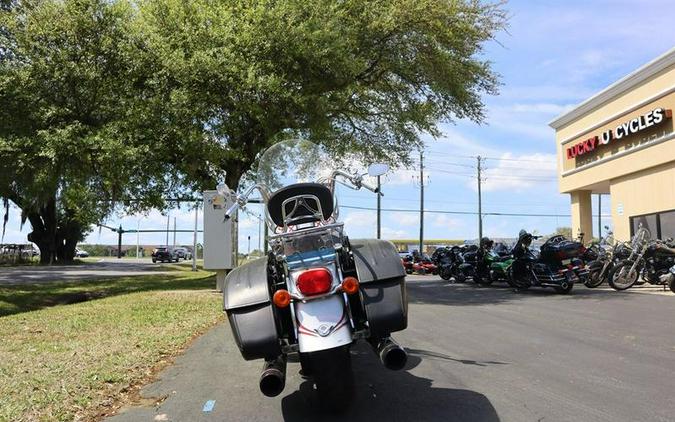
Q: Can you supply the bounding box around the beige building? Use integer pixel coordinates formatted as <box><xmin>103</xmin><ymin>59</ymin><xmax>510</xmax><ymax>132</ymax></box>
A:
<box><xmin>550</xmin><ymin>48</ymin><xmax>675</xmax><ymax>242</ymax></box>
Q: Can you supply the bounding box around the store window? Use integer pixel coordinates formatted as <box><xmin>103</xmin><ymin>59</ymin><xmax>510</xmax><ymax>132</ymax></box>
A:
<box><xmin>660</xmin><ymin>210</ymin><xmax>675</xmax><ymax>240</ymax></box>
<box><xmin>630</xmin><ymin>209</ymin><xmax>675</xmax><ymax>240</ymax></box>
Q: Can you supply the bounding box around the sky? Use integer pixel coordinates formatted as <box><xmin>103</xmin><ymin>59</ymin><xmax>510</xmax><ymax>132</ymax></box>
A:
<box><xmin>3</xmin><ymin>0</ymin><xmax>675</xmax><ymax>250</ymax></box>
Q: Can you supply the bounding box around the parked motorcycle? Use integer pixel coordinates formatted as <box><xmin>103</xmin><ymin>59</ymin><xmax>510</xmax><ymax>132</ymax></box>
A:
<box><xmin>221</xmin><ymin>140</ymin><xmax>408</xmax><ymax>409</ymax></box>
<box><xmin>432</xmin><ymin>245</ymin><xmax>474</xmax><ymax>282</ymax></box>
<box><xmin>509</xmin><ymin>231</ymin><xmax>584</xmax><ymax>294</ymax></box>
<box><xmin>662</xmin><ymin>264</ymin><xmax>675</xmax><ymax>293</ymax></box>
<box><xmin>608</xmin><ymin>228</ymin><xmax>675</xmax><ymax>290</ymax></box>
<box><xmin>584</xmin><ymin>228</ymin><xmax>621</xmax><ymax>288</ymax></box>
<box><xmin>473</xmin><ymin>237</ymin><xmax>507</xmax><ymax>286</ymax></box>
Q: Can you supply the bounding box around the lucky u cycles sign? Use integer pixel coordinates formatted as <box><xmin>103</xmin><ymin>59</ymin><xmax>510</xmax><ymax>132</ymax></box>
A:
<box><xmin>566</xmin><ymin>107</ymin><xmax>672</xmax><ymax>159</ymax></box>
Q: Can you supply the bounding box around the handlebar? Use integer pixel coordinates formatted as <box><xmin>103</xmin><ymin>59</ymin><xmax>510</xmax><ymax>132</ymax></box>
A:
<box><xmin>224</xmin><ymin>202</ymin><xmax>240</xmax><ymax>220</ymax></box>
<box><xmin>360</xmin><ymin>180</ymin><xmax>382</xmax><ymax>196</ymax></box>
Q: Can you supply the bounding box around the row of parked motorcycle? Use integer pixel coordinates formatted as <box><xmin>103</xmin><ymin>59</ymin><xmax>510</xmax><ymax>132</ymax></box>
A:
<box><xmin>400</xmin><ymin>226</ymin><xmax>675</xmax><ymax>295</ymax></box>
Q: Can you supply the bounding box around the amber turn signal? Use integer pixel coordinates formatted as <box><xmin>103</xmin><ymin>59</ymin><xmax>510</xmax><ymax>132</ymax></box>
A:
<box><xmin>273</xmin><ymin>289</ymin><xmax>291</xmax><ymax>308</ymax></box>
<box><xmin>341</xmin><ymin>277</ymin><xmax>360</xmax><ymax>295</ymax></box>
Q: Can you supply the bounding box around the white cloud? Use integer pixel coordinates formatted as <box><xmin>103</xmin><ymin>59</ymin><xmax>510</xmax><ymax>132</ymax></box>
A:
<box><xmin>510</xmin><ymin>103</ymin><xmax>576</xmax><ymax>115</ymax></box>
<box><xmin>471</xmin><ymin>152</ymin><xmax>557</xmax><ymax>193</ymax></box>
<box><xmin>342</xmin><ymin>210</ymin><xmax>376</xmax><ymax>228</ymax></box>
<box><xmin>430</xmin><ymin>214</ymin><xmax>461</xmax><ymax>229</ymax></box>
<box><xmin>389</xmin><ymin>212</ymin><xmax>419</xmax><ymax>227</ymax></box>
<box><xmin>380</xmin><ymin>227</ymin><xmax>410</xmax><ymax>240</ymax></box>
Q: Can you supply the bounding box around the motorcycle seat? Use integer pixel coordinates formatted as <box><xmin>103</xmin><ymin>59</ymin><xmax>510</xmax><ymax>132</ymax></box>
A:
<box><xmin>494</xmin><ymin>256</ymin><xmax>512</xmax><ymax>262</ymax></box>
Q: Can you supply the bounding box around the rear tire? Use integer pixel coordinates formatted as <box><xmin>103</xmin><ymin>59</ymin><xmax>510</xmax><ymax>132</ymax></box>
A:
<box><xmin>608</xmin><ymin>261</ymin><xmax>639</xmax><ymax>291</ymax></box>
<box><xmin>307</xmin><ymin>346</ymin><xmax>354</xmax><ymax>412</ymax></box>
<box><xmin>554</xmin><ymin>282</ymin><xmax>574</xmax><ymax>294</ymax></box>
<box><xmin>584</xmin><ymin>261</ymin><xmax>605</xmax><ymax>288</ymax></box>
<box><xmin>508</xmin><ymin>267</ymin><xmax>531</xmax><ymax>290</ymax></box>
<box><xmin>439</xmin><ymin>268</ymin><xmax>452</xmax><ymax>281</ymax></box>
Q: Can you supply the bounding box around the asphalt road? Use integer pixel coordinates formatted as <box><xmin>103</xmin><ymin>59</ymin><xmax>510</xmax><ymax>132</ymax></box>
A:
<box><xmin>0</xmin><ymin>258</ymin><xmax>172</xmax><ymax>285</ymax></box>
<box><xmin>109</xmin><ymin>275</ymin><xmax>675</xmax><ymax>422</ymax></box>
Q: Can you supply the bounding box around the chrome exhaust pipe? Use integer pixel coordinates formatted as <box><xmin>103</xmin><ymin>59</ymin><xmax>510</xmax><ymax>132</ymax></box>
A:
<box><xmin>372</xmin><ymin>337</ymin><xmax>407</xmax><ymax>371</ymax></box>
<box><xmin>259</xmin><ymin>355</ymin><xmax>286</xmax><ymax>397</ymax></box>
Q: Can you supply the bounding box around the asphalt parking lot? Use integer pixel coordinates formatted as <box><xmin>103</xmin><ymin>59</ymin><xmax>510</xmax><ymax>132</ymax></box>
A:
<box><xmin>109</xmin><ymin>275</ymin><xmax>675</xmax><ymax>422</ymax></box>
<box><xmin>0</xmin><ymin>258</ymin><xmax>172</xmax><ymax>285</ymax></box>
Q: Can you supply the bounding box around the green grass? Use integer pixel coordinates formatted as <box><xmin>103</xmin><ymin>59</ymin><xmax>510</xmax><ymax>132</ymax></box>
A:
<box><xmin>0</xmin><ymin>266</ymin><xmax>223</xmax><ymax>422</ymax></box>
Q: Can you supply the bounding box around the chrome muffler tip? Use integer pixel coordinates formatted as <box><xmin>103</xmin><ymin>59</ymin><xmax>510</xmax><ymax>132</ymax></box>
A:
<box><xmin>259</xmin><ymin>356</ymin><xmax>287</xmax><ymax>397</ymax></box>
<box><xmin>373</xmin><ymin>337</ymin><xmax>408</xmax><ymax>371</ymax></box>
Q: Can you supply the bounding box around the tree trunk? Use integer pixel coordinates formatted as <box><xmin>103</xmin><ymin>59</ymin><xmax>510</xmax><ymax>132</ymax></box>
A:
<box><xmin>25</xmin><ymin>199</ymin><xmax>84</xmax><ymax>264</ymax></box>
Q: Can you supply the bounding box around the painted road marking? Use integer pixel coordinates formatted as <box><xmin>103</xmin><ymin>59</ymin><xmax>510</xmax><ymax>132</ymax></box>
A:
<box><xmin>202</xmin><ymin>400</ymin><xmax>215</xmax><ymax>413</ymax></box>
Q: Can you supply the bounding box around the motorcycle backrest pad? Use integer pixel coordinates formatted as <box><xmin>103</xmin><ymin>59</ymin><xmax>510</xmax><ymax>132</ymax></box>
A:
<box><xmin>267</xmin><ymin>183</ymin><xmax>334</xmax><ymax>227</ymax></box>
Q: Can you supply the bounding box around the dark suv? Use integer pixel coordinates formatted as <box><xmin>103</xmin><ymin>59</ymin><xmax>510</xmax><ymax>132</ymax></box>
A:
<box><xmin>151</xmin><ymin>247</ymin><xmax>178</xmax><ymax>263</ymax></box>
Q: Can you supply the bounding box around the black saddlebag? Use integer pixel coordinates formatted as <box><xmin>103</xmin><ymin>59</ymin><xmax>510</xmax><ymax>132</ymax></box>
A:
<box><xmin>350</xmin><ymin>239</ymin><xmax>408</xmax><ymax>337</ymax></box>
<box><xmin>223</xmin><ymin>257</ymin><xmax>281</xmax><ymax>360</ymax></box>
<box><xmin>541</xmin><ymin>240</ymin><xmax>584</xmax><ymax>260</ymax></box>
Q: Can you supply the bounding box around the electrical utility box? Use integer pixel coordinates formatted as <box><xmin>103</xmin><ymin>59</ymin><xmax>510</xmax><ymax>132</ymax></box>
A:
<box><xmin>203</xmin><ymin>190</ymin><xmax>235</xmax><ymax>270</ymax></box>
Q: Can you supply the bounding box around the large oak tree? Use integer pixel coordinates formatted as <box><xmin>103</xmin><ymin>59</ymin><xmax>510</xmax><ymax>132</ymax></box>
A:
<box><xmin>1</xmin><ymin>0</ymin><xmax>505</xmax><ymax>263</ymax></box>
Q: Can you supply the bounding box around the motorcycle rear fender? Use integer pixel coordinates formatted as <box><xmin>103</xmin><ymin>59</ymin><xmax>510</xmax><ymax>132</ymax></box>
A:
<box><xmin>295</xmin><ymin>295</ymin><xmax>352</xmax><ymax>353</ymax></box>
<box><xmin>350</xmin><ymin>239</ymin><xmax>408</xmax><ymax>337</ymax></box>
<box><xmin>222</xmin><ymin>257</ymin><xmax>281</xmax><ymax>361</ymax></box>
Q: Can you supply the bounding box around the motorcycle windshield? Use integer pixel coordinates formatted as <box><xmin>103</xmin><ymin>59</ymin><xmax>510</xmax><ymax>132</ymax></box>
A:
<box><xmin>252</xmin><ymin>140</ymin><xmax>348</xmax><ymax>261</ymax></box>
<box><xmin>255</xmin><ymin>139</ymin><xmax>335</xmax><ymax>193</ymax></box>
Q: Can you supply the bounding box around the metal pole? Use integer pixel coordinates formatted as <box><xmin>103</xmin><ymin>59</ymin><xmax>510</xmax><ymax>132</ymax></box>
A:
<box><xmin>173</xmin><ymin>217</ymin><xmax>177</xmax><ymax>247</ymax></box>
<box><xmin>258</xmin><ymin>213</ymin><xmax>262</xmax><ymax>251</ymax></box>
<box><xmin>247</xmin><ymin>235</ymin><xmax>251</xmax><ymax>255</ymax></box>
<box><xmin>264</xmin><ymin>224</ymin><xmax>269</xmax><ymax>254</ymax></box>
<box><xmin>598</xmin><ymin>194</ymin><xmax>602</xmax><ymax>241</ymax></box>
<box><xmin>192</xmin><ymin>203</ymin><xmax>198</xmax><ymax>272</ymax></box>
<box><xmin>165</xmin><ymin>215</ymin><xmax>169</xmax><ymax>246</ymax></box>
<box><xmin>377</xmin><ymin>175</ymin><xmax>381</xmax><ymax>239</ymax></box>
<box><xmin>419</xmin><ymin>150</ymin><xmax>424</xmax><ymax>254</ymax></box>
<box><xmin>117</xmin><ymin>225</ymin><xmax>123</xmax><ymax>259</ymax></box>
<box><xmin>477</xmin><ymin>156</ymin><xmax>483</xmax><ymax>241</ymax></box>
<box><xmin>136</xmin><ymin>220</ymin><xmax>140</xmax><ymax>261</ymax></box>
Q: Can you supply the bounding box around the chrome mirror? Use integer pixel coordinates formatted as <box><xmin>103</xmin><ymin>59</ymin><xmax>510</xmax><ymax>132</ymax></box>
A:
<box><xmin>367</xmin><ymin>163</ymin><xmax>389</xmax><ymax>177</ymax></box>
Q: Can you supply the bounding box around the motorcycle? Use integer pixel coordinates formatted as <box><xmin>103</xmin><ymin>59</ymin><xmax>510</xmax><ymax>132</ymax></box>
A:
<box><xmin>584</xmin><ymin>228</ymin><xmax>622</xmax><ymax>288</ymax></box>
<box><xmin>473</xmin><ymin>237</ymin><xmax>506</xmax><ymax>286</ymax></box>
<box><xmin>662</xmin><ymin>264</ymin><xmax>675</xmax><ymax>293</ymax></box>
<box><xmin>413</xmin><ymin>253</ymin><xmax>438</xmax><ymax>275</ymax></box>
<box><xmin>221</xmin><ymin>140</ymin><xmax>408</xmax><ymax>409</ymax></box>
<box><xmin>608</xmin><ymin>229</ymin><xmax>675</xmax><ymax>291</ymax></box>
<box><xmin>509</xmin><ymin>231</ymin><xmax>585</xmax><ymax>294</ymax></box>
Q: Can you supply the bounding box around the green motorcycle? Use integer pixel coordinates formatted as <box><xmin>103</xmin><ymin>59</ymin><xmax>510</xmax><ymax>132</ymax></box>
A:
<box><xmin>475</xmin><ymin>238</ymin><xmax>513</xmax><ymax>286</ymax></box>
<box><xmin>488</xmin><ymin>254</ymin><xmax>515</xmax><ymax>286</ymax></box>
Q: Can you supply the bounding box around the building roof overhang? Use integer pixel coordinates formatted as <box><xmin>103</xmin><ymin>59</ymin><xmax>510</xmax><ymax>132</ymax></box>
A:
<box><xmin>549</xmin><ymin>47</ymin><xmax>675</xmax><ymax>130</ymax></box>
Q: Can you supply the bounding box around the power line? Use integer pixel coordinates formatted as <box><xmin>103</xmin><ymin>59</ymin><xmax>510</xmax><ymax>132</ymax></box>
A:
<box><xmin>341</xmin><ymin>204</ymin><xmax>611</xmax><ymax>218</ymax></box>
<box><xmin>340</xmin><ymin>204</ymin><xmax>579</xmax><ymax>218</ymax></box>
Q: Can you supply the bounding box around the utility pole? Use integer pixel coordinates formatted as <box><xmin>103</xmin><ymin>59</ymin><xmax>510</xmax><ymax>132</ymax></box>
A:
<box><xmin>377</xmin><ymin>175</ymin><xmax>382</xmax><ymax>239</ymax></box>
<box><xmin>173</xmin><ymin>217</ymin><xmax>177</xmax><ymax>247</ymax></box>
<box><xmin>192</xmin><ymin>202</ymin><xmax>198</xmax><ymax>272</ymax></box>
<box><xmin>136</xmin><ymin>219</ymin><xmax>140</xmax><ymax>261</ymax></box>
<box><xmin>477</xmin><ymin>156</ymin><xmax>483</xmax><ymax>241</ymax></box>
<box><xmin>165</xmin><ymin>214</ymin><xmax>170</xmax><ymax>246</ymax></box>
<box><xmin>419</xmin><ymin>150</ymin><xmax>424</xmax><ymax>254</ymax></box>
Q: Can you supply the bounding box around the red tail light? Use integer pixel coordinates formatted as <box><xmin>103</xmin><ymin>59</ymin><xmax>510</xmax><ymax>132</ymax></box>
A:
<box><xmin>296</xmin><ymin>268</ymin><xmax>332</xmax><ymax>296</ymax></box>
